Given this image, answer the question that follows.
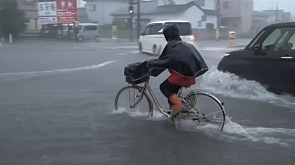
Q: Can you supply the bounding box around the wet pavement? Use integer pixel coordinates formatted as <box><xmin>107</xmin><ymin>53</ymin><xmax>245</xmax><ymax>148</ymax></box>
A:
<box><xmin>0</xmin><ymin>39</ymin><xmax>294</xmax><ymax>165</ymax></box>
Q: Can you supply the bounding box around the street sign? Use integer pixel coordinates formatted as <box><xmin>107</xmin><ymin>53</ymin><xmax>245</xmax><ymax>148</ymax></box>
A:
<box><xmin>38</xmin><ymin>0</ymin><xmax>57</xmax><ymax>24</ymax></box>
<box><xmin>57</xmin><ymin>0</ymin><xmax>77</xmax><ymax>24</ymax></box>
<box><xmin>38</xmin><ymin>0</ymin><xmax>57</xmax><ymax>17</ymax></box>
<box><xmin>38</xmin><ymin>0</ymin><xmax>77</xmax><ymax>24</ymax></box>
<box><xmin>38</xmin><ymin>17</ymin><xmax>57</xmax><ymax>24</ymax></box>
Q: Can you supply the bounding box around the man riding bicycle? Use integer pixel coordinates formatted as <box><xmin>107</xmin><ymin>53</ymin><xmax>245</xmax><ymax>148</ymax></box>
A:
<box><xmin>145</xmin><ymin>24</ymin><xmax>208</xmax><ymax>117</ymax></box>
<box><xmin>125</xmin><ymin>24</ymin><xmax>208</xmax><ymax>118</ymax></box>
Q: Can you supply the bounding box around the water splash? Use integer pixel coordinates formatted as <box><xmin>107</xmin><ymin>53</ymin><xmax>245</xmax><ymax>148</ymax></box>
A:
<box><xmin>112</xmin><ymin>107</ymin><xmax>294</xmax><ymax>147</ymax></box>
<box><xmin>175</xmin><ymin>117</ymin><xmax>293</xmax><ymax>147</ymax></box>
<box><xmin>196</xmin><ymin>67</ymin><xmax>295</xmax><ymax>108</ymax></box>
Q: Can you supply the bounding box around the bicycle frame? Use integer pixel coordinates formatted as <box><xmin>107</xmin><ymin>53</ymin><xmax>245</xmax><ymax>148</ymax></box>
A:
<box><xmin>120</xmin><ymin>73</ymin><xmax>227</xmax><ymax>131</ymax></box>
<box><xmin>131</xmin><ymin>73</ymin><xmax>188</xmax><ymax>118</ymax></box>
<box><xmin>131</xmin><ymin>82</ymin><xmax>170</xmax><ymax>117</ymax></box>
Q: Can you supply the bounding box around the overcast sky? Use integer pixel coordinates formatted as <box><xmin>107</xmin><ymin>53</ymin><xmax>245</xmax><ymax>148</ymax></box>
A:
<box><xmin>78</xmin><ymin>0</ymin><xmax>86</xmax><ymax>7</ymax></box>
<box><xmin>254</xmin><ymin>0</ymin><xmax>295</xmax><ymax>15</ymax></box>
<box><xmin>79</xmin><ymin>0</ymin><xmax>295</xmax><ymax>16</ymax></box>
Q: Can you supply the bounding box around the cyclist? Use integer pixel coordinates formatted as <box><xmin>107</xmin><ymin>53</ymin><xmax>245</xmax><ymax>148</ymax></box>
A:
<box><xmin>145</xmin><ymin>24</ymin><xmax>208</xmax><ymax>117</ymax></box>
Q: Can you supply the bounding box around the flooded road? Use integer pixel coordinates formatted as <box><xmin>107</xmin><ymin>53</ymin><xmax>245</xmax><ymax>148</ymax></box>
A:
<box><xmin>0</xmin><ymin>40</ymin><xmax>294</xmax><ymax>165</ymax></box>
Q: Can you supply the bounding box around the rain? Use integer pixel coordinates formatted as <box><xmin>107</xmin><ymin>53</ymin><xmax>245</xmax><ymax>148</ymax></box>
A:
<box><xmin>0</xmin><ymin>0</ymin><xmax>294</xmax><ymax>164</ymax></box>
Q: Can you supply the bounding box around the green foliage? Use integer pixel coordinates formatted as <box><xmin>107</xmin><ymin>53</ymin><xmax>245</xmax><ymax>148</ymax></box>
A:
<box><xmin>112</xmin><ymin>18</ymin><xmax>127</xmax><ymax>29</ymax></box>
<box><xmin>0</xmin><ymin>0</ymin><xmax>27</xmax><ymax>38</ymax></box>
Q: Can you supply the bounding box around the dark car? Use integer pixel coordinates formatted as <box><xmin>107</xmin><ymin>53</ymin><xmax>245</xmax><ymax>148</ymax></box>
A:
<box><xmin>217</xmin><ymin>22</ymin><xmax>295</xmax><ymax>95</ymax></box>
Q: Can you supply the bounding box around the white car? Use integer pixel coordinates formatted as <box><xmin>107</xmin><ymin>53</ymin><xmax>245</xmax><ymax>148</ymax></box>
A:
<box><xmin>77</xmin><ymin>23</ymin><xmax>100</xmax><ymax>42</ymax></box>
<box><xmin>139</xmin><ymin>20</ymin><xmax>195</xmax><ymax>56</ymax></box>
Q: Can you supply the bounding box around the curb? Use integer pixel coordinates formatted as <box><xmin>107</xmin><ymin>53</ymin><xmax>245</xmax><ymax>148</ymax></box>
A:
<box><xmin>227</xmin><ymin>45</ymin><xmax>247</xmax><ymax>48</ymax></box>
<box><xmin>16</xmin><ymin>36</ymin><xmax>137</xmax><ymax>44</ymax></box>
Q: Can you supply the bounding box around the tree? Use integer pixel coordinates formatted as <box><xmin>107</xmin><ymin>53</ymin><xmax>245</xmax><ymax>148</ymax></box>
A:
<box><xmin>0</xmin><ymin>0</ymin><xmax>26</xmax><ymax>38</ymax></box>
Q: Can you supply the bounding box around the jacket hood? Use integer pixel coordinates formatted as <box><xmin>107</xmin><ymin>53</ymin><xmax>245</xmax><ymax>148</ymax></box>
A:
<box><xmin>163</xmin><ymin>24</ymin><xmax>182</xmax><ymax>41</ymax></box>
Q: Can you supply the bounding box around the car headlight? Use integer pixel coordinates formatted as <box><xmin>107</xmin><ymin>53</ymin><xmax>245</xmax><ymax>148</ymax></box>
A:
<box><xmin>219</xmin><ymin>53</ymin><xmax>230</xmax><ymax>62</ymax></box>
<box><xmin>224</xmin><ymin>53</ymin><xmax>230</xmax><ymax>57</ymax></box>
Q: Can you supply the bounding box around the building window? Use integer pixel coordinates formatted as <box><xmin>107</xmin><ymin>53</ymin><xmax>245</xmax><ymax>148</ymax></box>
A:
<box><xmin>195</xmin><ymin>0</ymin><xmax>205</xmax><ymax>6</ymax></box>
<box><xmin>22</xmin><ymin>0</ymin><xmax>36</xmax><ymax>4</ymax></box>
<box><xmin>201</xmin><ymin>15</ymin><xmax>206</xmax><ymax>21</ymax></box>
<box><xmin>89</xmin><ymin>4</ymin><xmax>96</xmax><ymax>11</ymax></box>
<box><xmin>206</xmin><ymin>23</ymin><xmax>214</xmax><ymax>29</ymax></box>
<box><xmin>245</xmin><ymin>2</ymin><xmax>249</xmax><ymax>9</ymax></box>
<box><xmin>198</xmin><ymin>21</ymin><xmax>202</xmax><ymax>27</ymax></box>
<box><xmin>223</xmin><ymin>1</ymin><xmax>233</xmax><ymax>9</ymax></box>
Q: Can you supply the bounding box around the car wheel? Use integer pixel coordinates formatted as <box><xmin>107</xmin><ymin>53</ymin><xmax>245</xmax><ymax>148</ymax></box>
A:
<box><xmin>139</xmin><ymin>43</ymin><xmax>142</xmax><ymax>53</ymax></box>
<box><xmin>153</xmin><ymin>45</ymin><xmax>158</xmax><ymax>56</ymax></box>
<box><xmin>95</xmin><ymin>36</ymin><xmax>100</xmax><ymax>42</ymax></box>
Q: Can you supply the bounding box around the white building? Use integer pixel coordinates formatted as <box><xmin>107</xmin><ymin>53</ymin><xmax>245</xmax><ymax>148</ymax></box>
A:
<box><xmin>85</xmin><ymin>0</ymin><xmax>217</xmax><ymax>29</ymax></box>
<box><xmin>84</xmin><ymin>0</ymin><xmax>129</xmax><ymax>26</ymax></box>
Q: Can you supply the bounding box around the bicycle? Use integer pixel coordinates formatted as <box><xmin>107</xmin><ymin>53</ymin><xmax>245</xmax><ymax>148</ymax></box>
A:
<box><xmin>114</xmin><ymin>71</ymin><xmax>226</xmax><ymax>131</ymax></box>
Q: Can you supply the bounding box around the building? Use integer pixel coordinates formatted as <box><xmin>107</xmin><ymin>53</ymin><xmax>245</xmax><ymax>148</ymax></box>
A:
<box><xmin>84</xmin><ymin>0</ymin><xmax>218</xmax><ymax>39</ymax></box>
<box><xmin>78</xmin><ymin>7</ymin><xmax>91</xmax><ymax>23</ymax></box>
<box><xmin>84</xmin><ymin>0</ymin><xmax>217</xmax><ymax>29</ymax></box>
<box><xmin>260</xmin><ymin>9</ymin><xmax>292</xmax><ymax>23</ymax></box>
<box><xmin>84</xmin><ymin>0</ymin><xmax>128</xmax><ymax>25</ymax></box>
<box><xmin>17</xmin><ymin>0</ymin><xmax>39</xmax><ymax>34</ymax></box>
<box><xmin>17</xmin><ymin>1</ymin><xmax>91</xmax><ymax>34</ymax></box>
<box><xmin>114</xmin><ymin>0</ymin><xmax>218</xmax><ymax>39</ymax></box>
<box><xmin>111</xmin><ymin>0</ymin><xmax>217</xmax><ymax>29</ymax></box>
<box><xmin>220</xmin><ymin>0</ymin><xmax>253</xmax><ymax>35</ymax></box>
<box><xmin>251</xmin><ymin>9</ymin><xmax>292</xmax><ymax>35</ymax></box>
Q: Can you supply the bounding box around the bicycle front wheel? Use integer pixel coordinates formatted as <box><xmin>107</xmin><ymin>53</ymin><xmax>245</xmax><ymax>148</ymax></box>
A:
<box><xmin>114</xmin><ymin>86</ymin><xmax>153</xmax><ymax>117</ymax></box>
<box><xmin>184</xmin><ymin>92</ymin><xmax>226</xmax><ymax>131</ymax></box>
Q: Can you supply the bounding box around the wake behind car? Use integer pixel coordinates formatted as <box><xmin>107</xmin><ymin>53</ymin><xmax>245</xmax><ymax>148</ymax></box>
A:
<box><xmin>139</xmin><ymin>20</ymin><xmax>195</xmax><ymax>56</ymax></box>
<box><xmin>217</xmin><ymin>22</ymin><xmax>295</xmax><ymax>95</ymax></box>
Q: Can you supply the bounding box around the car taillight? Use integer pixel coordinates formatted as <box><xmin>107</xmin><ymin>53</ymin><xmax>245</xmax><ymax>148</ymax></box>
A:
<box><xmin>190</xmin><ymin>35</ymin><xmax>195</xmax><ymax>40</ymax></box>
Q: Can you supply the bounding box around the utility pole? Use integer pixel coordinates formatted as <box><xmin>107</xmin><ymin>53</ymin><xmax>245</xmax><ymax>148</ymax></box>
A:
<box><xmin>129</xmin><ymin>0</ymin><xmax>141</xmax><ymax>41</ymax></box>
<box><xmin>216</xmin><ymin>0</ymin><xmax>221</xmax><ymax>40</ymax></box>
<box><xmin>0</xmin><ymin>0</ymin><xmax>4</xmax><ymax>41</ymax></box>
<box><xmin>216</xmin><ymin>0</ymin><xmax>220</xmax><ymax>29</ymax></box>
<box><xmin>275</xmin><ymin>1</ymin><xmax>279</xmax><ymax>22</ymax></box>
<box><xmin>128</xmin><ymin>0</ymin><xmax>134</xmax><ymax>41</ymax></box>
<box><xmin>137</xmin><ymin>0</ymin><xmax>140</xmax><ymax>40</ymax></box>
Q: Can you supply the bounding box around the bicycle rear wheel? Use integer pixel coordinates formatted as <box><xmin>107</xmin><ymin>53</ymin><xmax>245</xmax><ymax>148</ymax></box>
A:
<box><xmin>182</xmin><ymin>92</ymin><xmax>226</xmax><ymax>131</ymax></box>
<box><xmin>114</xmin><ymin>86</ymin><xmax>152</xmax><ymax>117</ymax></box>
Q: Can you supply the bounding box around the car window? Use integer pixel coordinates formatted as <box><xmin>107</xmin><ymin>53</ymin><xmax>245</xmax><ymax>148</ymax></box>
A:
<box><xmin>262</xmin><ymin>28</ymin><xmax>295</xmax><ymax>51</ymax></box>
<box><xmin>275</xmin><ymin>31</ymin><xmax>290</xmax><ymax>49</ymax></box>
<box><xmin>144</xmin><ymin>26</ymin><xmax>150</xmax><ymax>35</ymax></box>
<box><xmin>247</xmin><ymin>30</ymin><xmax>265</xmax><ymax>49</ymax></box>
<box><xmin>262</xmin><ymin>28</ymin><xmax>282</xmax><ymax>47</ymax></box>
<box><xmin>64</xmin><ymin>25</ymin><xmax>73</xmax><ymax>31</ymax></box>
<box><xmin>84</xmin><ymin>25</ymin><xmax>97</xmax><ymax>30</ymax></box>
<box><xmin>165</xmin><ymin>22</ymin><xmax>192</xmax><ymax>35</ymax></box>
<box><xmin>63</xmin><ymin>26</ymin><xmax>68</xmax><ymax>31</ymax></box>
<box><xmin>284</xmin><ymin>31</ymin><xmax>295</xmax><ymax>50</ymax></box>
<box><xmin>148</xmin><ymin>24</ymin><xmax>163</xmax><ymax>35</ymax></box>
<box><xmin>78</xmin><ymin>25</ymin><xmax>83</xmax><ymax>31</ymax></box>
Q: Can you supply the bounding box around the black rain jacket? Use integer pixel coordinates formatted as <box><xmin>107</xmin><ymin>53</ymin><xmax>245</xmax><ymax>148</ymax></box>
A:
<box><xmin>124</xmin><ymin>24</ymin><xmax>208</xmax><ymax>81</ymax></box>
